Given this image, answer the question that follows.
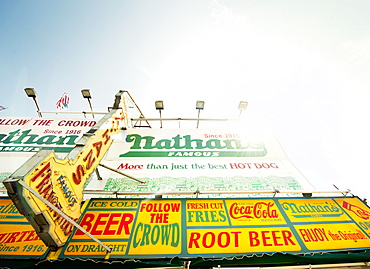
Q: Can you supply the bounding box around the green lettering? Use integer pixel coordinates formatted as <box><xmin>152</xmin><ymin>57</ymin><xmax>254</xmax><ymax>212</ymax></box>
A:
<box><xmin>133</xmin><ymin>222</ymin><xmax>142</xmax><ymax>248</ymax></box>
<box><xmin>161</xmin><ymin>224</ymin><xmax>171</xmax><ymax>245</ymax></box>
<box><xmin>1</xmin><ymin>130</ymin><xmax>21</xmax><ymax>144</ymax></box>
<box><xmin>55</xmin><ymin>135</ymin><xmax>78</xmax><ymax>145</ymax></box>
<box><xmin>126</xmin><ymin>134</ymin><xmax>155</xmax><ymax>149</ymax></box>
<box><xmin>171</xmin><ymin>223</ymin><xmax>180</xmax><ymax>247</ymax></box>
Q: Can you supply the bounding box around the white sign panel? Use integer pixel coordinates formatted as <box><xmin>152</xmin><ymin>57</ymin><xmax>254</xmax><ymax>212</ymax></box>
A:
<box><xmin>0</xmin><ymin>117</ymin><xmax>97</xmax><ymax>192</ymax></box>
<box><xmin>0</xmin><ymin>118</ymin><xmax>315</xmax><ymax>198</ymax></box>
<box><xmin>86</xmin><ymin>129</ymin><xmax>315</xmax><ymax>197</ymax></box>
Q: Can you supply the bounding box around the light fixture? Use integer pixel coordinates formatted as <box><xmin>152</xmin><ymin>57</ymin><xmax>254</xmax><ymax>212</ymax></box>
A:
<box><xmin>196</xmin><ymin>101</ymin><xmax>205</xmax><ymax>110</ymax></box>
<box><xmin>238</xmin><ymin>101</ymin><xmax>248</xmax><ymax>110</ymax></box>
<box><xmin>238</xmin><ymin>101</ymin><xmax>248</xmax><ymax>118</ymax></box>
<box><xmin>24</xmin><ymin>88</ymin><xmax>42</xmax><ymax>117</ymax></box>
<box><xmin>155</xmin><ymin>100</ymin><xmax>164</xmax><ymax>110</ymax></box>
<box><xmin>81</xmin><ymin>89</ymin><xmax>95</xmax><ymax>118</ymax></box>
<box><xmin>81</xmin><ymin>89</ymin><xmax>92</xmax><ymax>99</ymax></box>
<box><xmin>24</xmin><ymin>88</ymin><xmax>37</xmax><ymax>98</ymax></box>
<box><xmin>155</xmin><ymin>100</ymin><xmax>164</xmax><ymax>128</ymax></box>
<box><xmin>196</xmin><ymin>100</ymin><xmax>205</xmax><ymax>128</ymax></box>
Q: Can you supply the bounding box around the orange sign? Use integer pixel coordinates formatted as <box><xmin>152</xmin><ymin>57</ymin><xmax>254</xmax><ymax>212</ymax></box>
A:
<box><xmin>0</xmin><ymin>198</ymin><xmax>48</xmax><ymax>258</ymax></box>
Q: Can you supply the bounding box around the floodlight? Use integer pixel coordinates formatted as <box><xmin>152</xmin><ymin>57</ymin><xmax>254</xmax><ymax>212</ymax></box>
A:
<box><xmin>196</xmin><ymin>101</ymin><xmax>205</xmax><ymax>110</ymax></box>
<box><xmin>81</xmin><ymin>89</ymin><xmax>92</xmax><ymax>99</ymax></box>
<box><xmin>155</xmin><ymin>100</ymin><xmax>164</xmax><ymax>110</ymax></box>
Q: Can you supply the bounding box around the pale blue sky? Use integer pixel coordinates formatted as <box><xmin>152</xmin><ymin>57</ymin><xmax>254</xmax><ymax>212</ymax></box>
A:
<box><xmin>1</xmin><ymin>0</ymin><xmax>370</xmax><ymax>198</ymax></box>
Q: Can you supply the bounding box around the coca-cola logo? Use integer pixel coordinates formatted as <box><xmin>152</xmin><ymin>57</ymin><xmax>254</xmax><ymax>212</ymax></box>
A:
<box><xmin>229</xmin><ymin>202</ymin><xmax>278</xmax><ymax>219</ymax></box>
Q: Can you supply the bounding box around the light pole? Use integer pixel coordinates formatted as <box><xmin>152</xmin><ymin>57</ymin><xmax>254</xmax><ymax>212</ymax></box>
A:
<box><xmin>238</xmin><ymin>101</ymin><xmax>248</xmax><ymax>118</ymax></box>
<box><xmin>81</xmin><ymin>89</ymin><xmax>95</xmax><ymax>118</ymax></box>
<box><xmin>196</xmin><ymin>101</ymin><xmax>204</xmax><ymax>128</ymax></box>
<box><xmin>155</xmin><ymin>100</ymin><xmax>164</xmax><ymax>128</ymax></box>
<box><xmin>24</xmin><ymin>88</ymin><xmax>42</xmax><ymax>117</ymax></box>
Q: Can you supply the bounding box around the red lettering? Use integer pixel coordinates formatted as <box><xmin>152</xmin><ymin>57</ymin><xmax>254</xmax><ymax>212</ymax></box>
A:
<box><xmin>30</xmin><ymin>162</ymin><xmax>51</xmax><ymax>182</ymax></box>
<box><xmin>272</xmin><ymin>230</ymin><xmax>283</xmax><ymax>246</ymax></box>
<box><xmin>104</xmin><ymin>213</ymin><xmax>121</xmax><ymax>235</ymax></box>
<box><xmin>76</xmin><ymin>213</ymin><xmax>95</xmax><ymax>235</ymax></box>
<box><xmin>83</xmin><ymin>149</ymin><xmax>95</xmax><ymax>170</ymax></box>
<box><xmin>218</xmin><ymin>232</ymin><xmax>230</xmax><ymax>247</ymax></box>
<box><xmin>203</xmin><ymin>232</ymin><xmax>215</xmax><ymax>248</ymax></box>
<box><xmin>189</xmin><ymin>232</ymin><xmax>201</xmax><ymax>248</ymax></box>
<box><xmin>249</xmin><ymin>231</ymin><xmax>260</xmax><ymax>247</ymax></box>
<box><xmin>188</xmin><ymin>231</ymin><xmax>240</xmax><ymax>248</ymax></box>
<box><xmin>91</xmin><ymin>213</ymin><xmax>109</xmax><ymax>235</ymax></box>
<box><xmin>116</xmin><ymin>213</ymin><xmax>134</xmax><ymax>235</ymax></box>
<box><xmin>72</xmin><ymin>164</ymin><xmax>85</xmax><ymax>185</ymax></box>
<box><xmin>24</xmin><ymin>230</ymin><xmax>39</xmax><ymax>241</ymax></box>
<box><xmin>102</xmin><ymin>129</ymin><xmax>110</xmax><ymax>145</ymax></box>
<box><xmin>4</xmin><ymin>232</ymin><xmax>19</xmax><ymax>243</ymax></box>
<box><xmin>93</xmin><ymin>141</ymin><xmax>103</xmax><ymax>158</ymax></box>
<box><xmin>282</xmin><ymin>230</ymin><xmax>296</xmax><ymax>245</ymax></box>
<box><xmin>261</xmin><ymin>231</ymin><xmax>272</xmax><ymax>246</ymax></box>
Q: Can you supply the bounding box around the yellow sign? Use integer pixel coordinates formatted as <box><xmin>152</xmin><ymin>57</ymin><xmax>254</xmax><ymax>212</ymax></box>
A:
<box><xmin>279</xmin><ymin>198</ymin><xmax>352</xmax><ymax>222</ymax></box>
<box><xmin>335</xmin><ymin>198</ymin><xmax>370</xmax><ymax>236</ymax></box>
<box><xmin>128</xmin><ymin>200</ymin><xmax>182</xmax><ymax>255</ymax></box>
<box><xmin>4</xmin><ymin>91</ymin><xmax>129</xmax><ymax>248</ymax></box>
<box><xmin>187</xmin><ymin>227</ymin><xmax>300</xmax><ymax>254</ymax></box>
<box><xmin>186</xmin><ymin>200</ymin><xmax>228</xmax><ymax>226</ymax></box>
<box><xmin>59</xmin><ymin>197</ymin><xmax>370</xmax><ymax>259</ymax></box>
<box><xmin>0</xmin><ymin>198</ymin><xmax>48</xmax><ymax>258</ymax></box>
<box><xmin>295</xmin><ymin>223</ymin><xmax>370</xmax><ymax>250</ymax></box>
<box><xmin>225</xmin><ymin>199</ymin><xmax>286</xmax><ymax>226</ymax></box>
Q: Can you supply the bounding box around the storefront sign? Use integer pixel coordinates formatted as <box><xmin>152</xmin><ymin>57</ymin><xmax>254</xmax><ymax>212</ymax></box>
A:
<box><xmin>0</xmin><ymin>198</ymin><xmax>49</xmax><ymax>258</ymax></box>
<box><xmin>59</xmin><ymin>197</ymin><xmax>370</xmax><ymax>259</ymax></box>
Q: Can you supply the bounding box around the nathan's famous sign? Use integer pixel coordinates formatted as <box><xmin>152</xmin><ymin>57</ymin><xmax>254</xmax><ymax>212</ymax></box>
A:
<box><xmin>119</xmin><ymin>130</ymin><xmax>268</xmax><ymax>157</ymax></box>
<box><xmin>0</xmin><ymin>198</ymin><xmax>49</xmax><ymax>259</ymax></box>
<box><xmin>58</xmin><ymin>197</ymin><xmax>370</xmax><ymax>259</ymax></box>
<box><xmin>4</xmin><ymin>91</ymin><xmax>129</xmax><ymax>249</ymax></box>
<box><xmin>0</xmin><ymin>118</ymin><xmax>96</xmax><ymax>153</ymax></box>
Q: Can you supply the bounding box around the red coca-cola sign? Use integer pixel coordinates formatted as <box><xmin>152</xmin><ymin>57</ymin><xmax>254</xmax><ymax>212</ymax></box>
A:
<box><xmin>229</xmin><ymin>202</ymin><xmax>278</xmax><ymax>219</ymax></box>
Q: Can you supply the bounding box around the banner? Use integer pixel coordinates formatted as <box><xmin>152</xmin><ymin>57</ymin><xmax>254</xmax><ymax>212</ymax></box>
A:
<box><xmin>0</xmin><ymin>198</ymin><xmax>49</xmax><ymax>258</ymax></box>
<box><xmin>58</xmin><ymin>197</ymin><xmax>370</xmax><ymax>259</ymax></box>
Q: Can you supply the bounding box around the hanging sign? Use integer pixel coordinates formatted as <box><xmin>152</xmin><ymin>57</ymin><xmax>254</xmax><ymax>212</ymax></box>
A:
<box><xmin>3</xmin><ymin>91</ymin><xmax>129</xmax><ymax>249</ymax></box>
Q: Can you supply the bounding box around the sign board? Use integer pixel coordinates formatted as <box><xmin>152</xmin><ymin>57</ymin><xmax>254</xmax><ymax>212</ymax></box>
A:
<box><xmin>1</xmin><ymin>122</ymin><xmax>317</xmax><ymax>199</ymax></box>
<box><xmin>0</xmin><ymin>198</ymin><xmax>49</xmax><ymax>258</ymax></box>
<box><xmin>0</xmin><ymin>117</ymin><xmax>96</xmax><ymax>195</ymax></box>
<box><xmin>59</xmin><ymin>197</ymin><xmax>370</xmax><ymax>259</ymax></box>
<box><xmin>86</xmin><ymin>128</ymin><xmax>315</xmax><ymax>197</ymax></box>
<box><xmin>0</xmin><ymin>117</ymin><xmax>96</xmax><ymax>154</ymax></box>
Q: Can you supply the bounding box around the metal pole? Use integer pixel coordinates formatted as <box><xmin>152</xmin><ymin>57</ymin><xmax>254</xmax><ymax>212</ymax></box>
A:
<box><xmin>18</xmin><ymin>180</ymin><xmax>111</xmax><ymax>253</ymax></box>
<box><xmin>32</xmin><ymin>97</ymin><xmax>43</xmax><ymax>117</ymax></box>
<box><xmin>196</xmin><ymin>109</ymin><xmax>200</xmax><ymax>128</ymax></box>
<box><xmin>87</xmin><ymin>98</ymin><xmax>95</xmax><ymax>118</ymax></box>
<box><xmin>159</xmin><ymin>110</ymin><xmax>162</xmax><ymax>128</ymax></box>
<box><xmin>99</xmin><ymin>163</ymin><xmax>146</xmax><ymax>183</ymax></box>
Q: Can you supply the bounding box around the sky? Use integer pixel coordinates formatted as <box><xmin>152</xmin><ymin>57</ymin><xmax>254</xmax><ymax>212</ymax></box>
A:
<box><xmin>1</xmin><ymin>0</ymin><xmax>370</xmax><ymax>199</ymax></box>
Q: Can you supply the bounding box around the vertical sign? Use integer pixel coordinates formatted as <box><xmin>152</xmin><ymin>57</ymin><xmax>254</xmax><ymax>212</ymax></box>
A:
<box><xmin>4</xmin><ymin>91</ymin><xmax>129</xmax><ymax>249</ymax></box>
